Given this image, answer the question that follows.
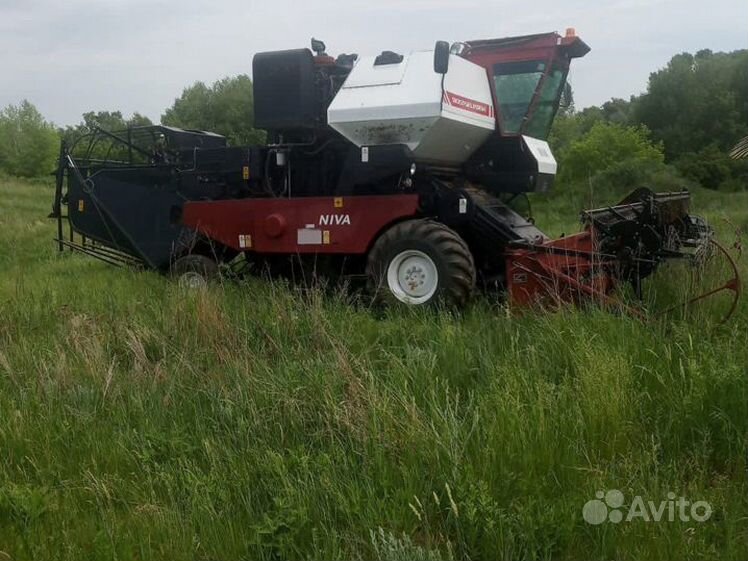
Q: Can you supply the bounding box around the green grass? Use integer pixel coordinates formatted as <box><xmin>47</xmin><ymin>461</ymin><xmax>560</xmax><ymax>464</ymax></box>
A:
<box><xmin>0</xmin><ymin>177</ymin><xmax>747</xmax><ymax>560</ymax></box>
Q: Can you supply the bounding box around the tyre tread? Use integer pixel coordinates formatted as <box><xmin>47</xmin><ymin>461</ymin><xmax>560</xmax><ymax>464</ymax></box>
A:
<box><xmin>366</xmin><ymin>219</ymin><xmax>476</xmax><ymax>308</ymax></box>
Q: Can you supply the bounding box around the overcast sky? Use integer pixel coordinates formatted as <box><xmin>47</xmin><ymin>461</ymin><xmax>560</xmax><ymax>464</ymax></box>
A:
<box><xmin>1</xmin><ymin>0</ymin><xmax>745</xmax><ymax>127</ymax></box>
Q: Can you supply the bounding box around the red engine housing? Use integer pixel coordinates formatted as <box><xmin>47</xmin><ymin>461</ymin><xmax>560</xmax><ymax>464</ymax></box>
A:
<box><xmin>182</xmin><ymin>194</ymin><xmax>419</xmax><ymax>254</ymax></box>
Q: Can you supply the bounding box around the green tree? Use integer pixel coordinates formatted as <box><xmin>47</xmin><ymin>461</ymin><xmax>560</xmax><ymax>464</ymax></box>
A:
<box><xmin>62</xmin><ymin>111</ymin><xmax>153</xmax><ymax>145</ymax></box>
<box><xmin>558</xmin><ymin>122</ymin><xmax>664</xmax><ymax>185</ymax></box>
<box><xmin>60</xmin><ymin>111</ymin><xmax>154</xmax><ymax>164</ymax></box>
<box><xmin>549</xmin><ymin>106</ymin><xmax>604</xmax><ymax>161</ymax></box>
<box><xmin>599</xmin><ymin>97</ymin><xmax>633</xmax><ymax>125</ymax></box>
<box><xmin>677</xmin><ymin>143</ymin><xmax>748</xmax><ymax>191</ymax></box>
<box><xmin>0</xmin><ymin>101</ymin><xmax>59</xmax><ymax>178</ymax></box>
<box><xmin>549</xmin><ymin>97</ymin><xmax>635</xmax><ymax>161</ymax></box>
<box><xmin>633</xmin><ymin>49</ymin><xmax>748</xmax><ymax>159</ymax></box>
<box><xmin>161</xmin><ymin>75</ymin><xmax>265</xmax><ymax>146</ymax></box>
<box><xmin>631</xmin><ymin>49</ymin><xmax>748</xmax><ymax>190</ymax></box>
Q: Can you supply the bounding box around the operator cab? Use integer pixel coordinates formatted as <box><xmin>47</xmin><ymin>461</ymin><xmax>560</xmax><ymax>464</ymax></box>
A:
<box><xmin>460</xmin><ymin>30</ymin><xmax>590</xmax><ymax>193</ymax></box>
<box><xmin>462</xmin><ymin>29</ymin><xmax>590</xmax><ymax>139</ymax></box>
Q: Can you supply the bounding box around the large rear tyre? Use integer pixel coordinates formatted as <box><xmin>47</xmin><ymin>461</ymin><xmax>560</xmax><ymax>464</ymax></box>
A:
<box><xmin>172</xmin><ymin>254</ymin><xmax>219</xmax><ymax>289</ymax></box>
<box><xmin>366</xmin><ymin>219</ymin><xmax>475</xmax><ymax>308</ymax></box>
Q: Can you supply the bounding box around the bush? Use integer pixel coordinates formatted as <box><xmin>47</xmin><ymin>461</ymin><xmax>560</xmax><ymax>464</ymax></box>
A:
<box><xmin>558</xmin><ymin>122</ymin><xmax>664</xmax><ymax>185</ymax></box>
<box><xmin>538</xmin><ymin>159</ymin><xmax>691</xmax><ymax>228</ymax></box>
<box><xmin>543</xmin><ymin>124</ymin><xmax>689</xmax><ymax>218</ymax></box>
<box><xmin>592</xmin><ymin>159</ymin><xmax>693</xmax><ymax>195</ymax></box>
<box><xmin>675</xmin><ymin>144</ymin><xmax>748</xmax><ymax>190</ymax></box>
<box><xmin>0</xmin><ymin>101</ymin><xmax>59</xmax><ymax>178</ymax></box>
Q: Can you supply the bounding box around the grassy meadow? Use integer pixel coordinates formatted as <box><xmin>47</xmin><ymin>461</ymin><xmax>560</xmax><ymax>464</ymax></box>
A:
<box><xmin>0</xmin><ymin>177</ymin><xmax>747</xmax><ymax>560</ymax></box>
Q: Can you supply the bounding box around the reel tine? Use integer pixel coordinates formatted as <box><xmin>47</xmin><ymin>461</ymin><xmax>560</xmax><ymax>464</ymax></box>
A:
<box><xmin>652</xmin><ymin>240</ymin><xmax>741</xmax><ymax>326</ymax></box>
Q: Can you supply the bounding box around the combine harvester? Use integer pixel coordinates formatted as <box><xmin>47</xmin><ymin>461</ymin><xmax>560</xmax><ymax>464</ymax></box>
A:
<box><xmin>51</xmin><ymin>30</ymin><xmax>740</xmax><ymax>321</ymax></box>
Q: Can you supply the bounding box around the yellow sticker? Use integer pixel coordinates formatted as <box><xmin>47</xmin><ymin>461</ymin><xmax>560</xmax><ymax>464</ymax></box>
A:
<box><xmin>322</xmin><ymin>230</ymin><xmax>330</xmax><ymax>245</ymax></box>
<box><xmin>78</xmin><ymin>199</ymin><xmax>85</xmax><ymax>212</ymax></box>
<box><xmin>242</xmin><ymin>166</ymin><xmax>250</xmax><ymax>180</ymax></box>
<box><xmin>334</xmin><ymin>197</ymin><xmax>344</xmax><ymax>208</ymax></box>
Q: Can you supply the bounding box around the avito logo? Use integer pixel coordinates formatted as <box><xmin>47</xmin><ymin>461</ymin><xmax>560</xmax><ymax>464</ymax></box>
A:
<box><xmin>582</xmin><ymin>489</ymin><xmax>712</xmax><ymax>525</ymax></box>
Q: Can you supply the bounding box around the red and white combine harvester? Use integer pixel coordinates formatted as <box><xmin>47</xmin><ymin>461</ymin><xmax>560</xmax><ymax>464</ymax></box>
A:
<box><xmin>52</xmin><ymin>30</ymin><xmax>740</xmax><ymax>320</ymax></box>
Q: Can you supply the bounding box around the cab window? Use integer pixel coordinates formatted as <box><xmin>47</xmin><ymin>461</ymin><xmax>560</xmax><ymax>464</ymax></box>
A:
<box><xmin>492</xmin><ymin>60</ymin><xmax>547</xmax><ymax>134</ymax></box>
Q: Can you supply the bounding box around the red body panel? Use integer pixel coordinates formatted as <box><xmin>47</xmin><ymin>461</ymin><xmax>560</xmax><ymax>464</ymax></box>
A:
<box><xmin>182</xmin><ymin>195</ymin><xmax>420</xmax><ymax>254</ymax></box>
<box><xmin>463</xmin><ymin>33</ymin><xmax>590</xmax><ymax>67</ymax></box>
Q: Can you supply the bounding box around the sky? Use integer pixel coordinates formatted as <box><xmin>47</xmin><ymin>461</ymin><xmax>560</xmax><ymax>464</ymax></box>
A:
<box><xmin>1</xmin><ymin>0</ymin><xmax>746</xmax><ymax>127</ymax></box>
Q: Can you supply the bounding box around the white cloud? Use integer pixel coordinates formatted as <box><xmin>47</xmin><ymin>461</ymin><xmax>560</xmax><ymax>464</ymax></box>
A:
<box><xmin>0</xmin><ymin>0</ymin><xmax>745</xmax><ymax>125</ymax></box>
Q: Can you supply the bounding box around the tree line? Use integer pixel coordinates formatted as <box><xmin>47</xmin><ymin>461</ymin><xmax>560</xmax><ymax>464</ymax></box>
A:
<box><xmin>0</xmin><ymin>75</ymin><xmax>264</xmax><ymax>178</ymax></box>
<box><xmin>551</xmin><ymin>48</ymin><xmax>748</xmax><ymax>193</ymax></box>
<box><xmin>1</xmin><ymin>48</ymin><xmax>746</xmax><ymax>192</ymax></box>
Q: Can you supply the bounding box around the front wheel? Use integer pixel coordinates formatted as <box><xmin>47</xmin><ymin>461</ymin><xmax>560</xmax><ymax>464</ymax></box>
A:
<box><xmin>366</xmin><ymin>219</ymin><xmax>476</xmax><ymax>308</ymax></box>
<box><xmin>172</xmin><ymin>254</ymin><xmax>219</xmax><ymax>288</ymax></box>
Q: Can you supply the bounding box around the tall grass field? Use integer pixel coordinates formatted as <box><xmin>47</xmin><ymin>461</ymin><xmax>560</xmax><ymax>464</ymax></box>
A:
<box><xmin>0</xmin><ymin>177</ymin><xmax>746</xmax><ymax>560</ymax></box>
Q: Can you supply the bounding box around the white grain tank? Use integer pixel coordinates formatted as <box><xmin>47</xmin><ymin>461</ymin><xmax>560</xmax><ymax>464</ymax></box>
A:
<box><xmin>327</xmin><ymin>50</ymin><xmax>495</xmax><ymax>165</ymax></box>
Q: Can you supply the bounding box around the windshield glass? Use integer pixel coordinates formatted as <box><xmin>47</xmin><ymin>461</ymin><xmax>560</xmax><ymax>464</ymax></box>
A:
<box><xmin>493</xmin><ymin>60</ymin><xmax>546</xmax><ymax>134</ymax></box>
<box><xmin>492</xmin><ymin>60</ymin><xmax>566</xmax><ymax>138</ymax></box>
<box><xmin>525</xmin><ymin>67</ymin><xmax>566</xmax><ymax>138</ymax></box>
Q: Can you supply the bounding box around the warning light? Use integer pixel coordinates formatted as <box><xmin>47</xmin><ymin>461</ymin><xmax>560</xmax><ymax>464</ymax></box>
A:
<box><xmin>565</xmin><ymin>28</ymin><xmax>576</xmax><ymax>38</ymax></box>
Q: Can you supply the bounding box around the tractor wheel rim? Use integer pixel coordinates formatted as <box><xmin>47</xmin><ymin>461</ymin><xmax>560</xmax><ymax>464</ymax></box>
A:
<box><xmin>179</xmin><ymin>271</ymin><xmax>208</xmax><ymax>289</ymax></box>
<box><xmin>386</xmin><ymin>250</ymin><xmax>438</xmax><ymax>304</ymax></box>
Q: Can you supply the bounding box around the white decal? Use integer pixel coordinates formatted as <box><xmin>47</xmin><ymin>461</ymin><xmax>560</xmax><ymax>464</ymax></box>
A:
<box><xmin>319</xmin><ymin>214</ymin><xmax>351</xmax><ymax>226</ymax></box>
<box><xmin>298</xmin><ymin>228</ymin><xmax>322</xmax><ymax>245</ymax></box>
<box><xmin>443</xmin><ymin>91</ymin><xmax>494</xmax><ymax>118</ymax></box>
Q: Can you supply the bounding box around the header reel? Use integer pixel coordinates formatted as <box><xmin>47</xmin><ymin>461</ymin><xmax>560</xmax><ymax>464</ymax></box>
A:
<box><xmin>507</xmin><ymin>188</ymin><xmax>741</xmax><ymax>325</ymax></box>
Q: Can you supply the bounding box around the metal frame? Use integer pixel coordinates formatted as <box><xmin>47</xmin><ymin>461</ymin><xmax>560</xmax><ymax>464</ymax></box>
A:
<box><xmin>52</xmin><ymin>125</ymin><xmax>176</xmax><ymax>265</ymax></box>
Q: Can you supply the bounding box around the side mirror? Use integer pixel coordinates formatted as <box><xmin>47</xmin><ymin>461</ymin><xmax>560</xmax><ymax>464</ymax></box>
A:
<box><xmin>433</xmin><ymin>41</ymin><xmax>450</xmax><ymax>74</ymax></box>
<box><xmin>311</xmin><ymin>38</ymin><xmax>327</xmax><ymax>56</ymax></box>
<box><xmin>561</xmin><ymin>82</ymin><xmax>574</xmax><ymax>109</ymax></box>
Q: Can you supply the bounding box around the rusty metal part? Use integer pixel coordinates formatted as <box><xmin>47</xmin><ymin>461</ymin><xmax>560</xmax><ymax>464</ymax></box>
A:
<box><xmin>653</xmin><ymin>239</ymin><xmax>741</xmax><ymax>325</ymax></box>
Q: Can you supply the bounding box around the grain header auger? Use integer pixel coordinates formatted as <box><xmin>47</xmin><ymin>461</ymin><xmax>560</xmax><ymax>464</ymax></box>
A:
<box><xmin>51</xmin><ymin>29</ymin><xmax>741</xmax><ymax>322</ymax></box>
